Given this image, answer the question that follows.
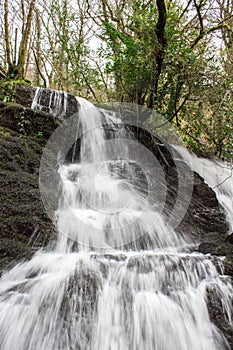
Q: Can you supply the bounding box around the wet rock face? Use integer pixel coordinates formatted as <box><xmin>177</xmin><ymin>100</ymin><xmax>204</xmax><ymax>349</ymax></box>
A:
<box><xmin>0</xmin><ymin>103</ymin><xmax>58</xmax><ymax>140</ymax></box>
<box><xmin>0</xmin><ymin>102</ymin><xmax>59</xmax><ymax>272</ymax></box>
<box><xmin>14</xmin><ymin>84</ymin><xmax>79</xmax><ymax>119</ymax></box>
<box><xmin>130</xmin><ymin>125</ymin><xmax>229</xmax><ymax>241</ymax></box>
<box><xmin>0</xmin><ymin>85</ymin><xmax>232</xmax><ymax>347</ymax></box>
<box><xmin>226</xmin><ymin>233</ymin><xmax>233</xmax><ymax>244</ymax></box>
<box><xmin>207</xmin><ymin>289</ymin><xmax>233</xmax><ymax>349</ymax></box>
<box><xmin>180</xmin><ymin>172</ymin><xmax>229</xmax><ymax>238</ymax></box>
<box><xmin>0</xmin><ymin>92</ymin><xmax>230</xmax><ymax>268</ymax></box>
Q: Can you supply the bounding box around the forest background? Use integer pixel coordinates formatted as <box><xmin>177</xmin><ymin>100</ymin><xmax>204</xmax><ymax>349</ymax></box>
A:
<box><xmin>0</xmin><ymin>0</ymin><xmax>233</xmax><ymax>159</ymax></box>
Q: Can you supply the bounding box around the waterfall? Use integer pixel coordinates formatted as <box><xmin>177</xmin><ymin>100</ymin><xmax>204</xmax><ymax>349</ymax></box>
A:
<box><xmin>174</xmin><ymin>146</ymin><xmax>233</xmax><ymax>231</ymax></box>
<box><xmin>31</xmin><ymin>87</ymin><xmax>68</xmax><ymax>119</ymax></box>
<box><xmin>0</xmin><ymin>98</ymin><xmax>232</xmax><ymax>350</ymax></box>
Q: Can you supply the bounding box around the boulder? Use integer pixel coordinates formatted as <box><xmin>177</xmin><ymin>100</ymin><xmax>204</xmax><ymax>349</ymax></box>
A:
<box><xmin>14</xmin><ymin>84</ymin><xmax>79</xmax><ymax>119</ymax></box>
<box><xmin>0</xmin><ymin>85</ymin><xmax>232</xmax><ymax>347</ymax></box>
<box><xmin>0</xmin><ymin>102</ymin><xmax>60</xmax><ymax>272</ymax></box>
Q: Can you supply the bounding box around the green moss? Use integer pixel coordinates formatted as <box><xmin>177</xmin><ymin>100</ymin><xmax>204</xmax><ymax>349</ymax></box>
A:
<box><xmin>0</xmin><ymin>126</ymin><xmax>11</xmax><ymax>137</ymax></box>
<box><xmin>0</xmin><ymin>79</ymin><xmax>31</xmax><ymax>103</ymax></box>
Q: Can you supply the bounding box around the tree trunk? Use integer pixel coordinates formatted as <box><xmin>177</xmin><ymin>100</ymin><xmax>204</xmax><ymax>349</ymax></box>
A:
<box><xmin>16</xmin><ymin>0</ymin><xmax>36</xmax><ymax>79</ymax></box>
<box><xmin>148</xmin><ymin>0</ymin><xmax>167</xmax><ymax>109</ymax></box>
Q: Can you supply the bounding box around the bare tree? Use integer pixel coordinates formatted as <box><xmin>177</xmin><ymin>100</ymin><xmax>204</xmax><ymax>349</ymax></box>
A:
<box><xmin>1</xmin><ymin>0</ymin><xmax>36</xmax><ymax>79</ymax></box>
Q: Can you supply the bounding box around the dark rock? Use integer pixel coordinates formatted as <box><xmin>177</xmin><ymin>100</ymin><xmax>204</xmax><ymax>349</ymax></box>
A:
<box><xmin>0</xmin><ymin>102</ymin><xmax>59</xmax><ymax>139</ymax></box>
<box><xmin>14</xmin><ymin>84</ymin><xmax>36</xmax><ymax>107</ymax></box>
<box><xmin>207</xmin><ymin>288</ymin><xmax>233</xmax><ymax>349</ymax></box>
<box><xmin>0</xmin><ymin>104</ymin><xmax>58</xmax><ymax>272</ymax></box>
<box><xmin>193</xmin><ymin>181</ymin><xmax>219</xmax><ymax>207</ymax></box>
<box><xmin>198</xmin><ymin>235</ymin><xmax>233</xmax><ymax>278</ymax></box>
<box><xmin>199</xmin><ymin>241</ymin><xmax>227</xmax><ymax>256</ymax></box>
<box><xmin>226</xmin><ymin>233</ymin><xmax>233</xmax><ymax>244</ymax></box>
<box><xmin>224</xmin><ymin>259</ymin><xmax>233</xmax><ymax>278</ymax></box>
<box><xmin>177</xmin><ymin>172</ymin><xmax>228</xmax><ymax>239</ymax></box>
<box><xmin>0</xmin><ymin>85</ymin><xmax>232</xmax><ymax>348</ymax></box>
<box><xmin>14</xmin><ymin>84</ymin><xmax>79</xmax><ymax>119</ymax></box>
<box><xmin>91</xmin><ymin>253</ymin><xmax>127</xmax><ymax>262</ymax></box>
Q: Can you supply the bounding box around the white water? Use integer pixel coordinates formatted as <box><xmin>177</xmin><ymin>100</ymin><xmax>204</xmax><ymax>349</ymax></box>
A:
<box><xmin>0</xmin><ymin>98</ymin><xmax>232</xmax><ymax>349</ymax></box>
<box><xmin>174</xmin><ymin>146</ymin><xmax>233</xmax><ymax>231</ymax></box>
<box><xmin>31</xmin><ymin>87</ymin><xmax>68</xmax><ymax>119</ymax></box>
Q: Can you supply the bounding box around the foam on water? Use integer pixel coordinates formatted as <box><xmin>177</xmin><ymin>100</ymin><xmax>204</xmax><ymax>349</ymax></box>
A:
<box><xmin>0</xmin><ymin>97</ymin><xmax>232</xmax><ymax>349</ymax></box>
<box><xmin>174</xmin><ymin>146</ymin><xmax>233</xmax><ymax>231</ymax></box>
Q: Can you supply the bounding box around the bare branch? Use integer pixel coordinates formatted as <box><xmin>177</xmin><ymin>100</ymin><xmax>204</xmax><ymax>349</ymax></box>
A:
<box><xmin>4</xmin><ymin>0</ymin><xmax>11</xmax><ymax>68</ymax></box>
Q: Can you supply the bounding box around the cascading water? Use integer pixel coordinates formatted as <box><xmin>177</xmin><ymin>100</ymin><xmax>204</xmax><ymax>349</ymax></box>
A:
<box><xmin>0</xmin><ymin>97</ymin><xmax>232</xmax><ymax>350</ymax></box>
<box><xmin>174</xmin><ymin>146</ymin><xmax>233</xmax><ymax>231</ymax></box>
<box><xmin>31</xmin><ymin>87</ymin><xmax>68</xmax><ymax>119</ymax></box>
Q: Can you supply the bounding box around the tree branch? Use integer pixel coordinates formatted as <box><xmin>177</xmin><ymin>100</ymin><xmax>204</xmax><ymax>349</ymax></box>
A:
<box><xmin>148</xmin><ymin>0</ymin><xmax>167</xmax><ymax>108</ymax></box>
<box><xmin>17</xmin><ymin>0</ymin><xmax>36</xmax><ymax>78</ymax></box>
<box><xmin>32</xmin><ymin>49</ymin><xmax>47</xmax><ymax>87</ymax></box>
<box><xmin>4</xmin><ymin>0</ymin><xmax>11</xmax><ymax>68</ymax></box>
<box><xmin>155</xmin><ymin>93</ymin><xmax>190</xmax><ymax>129</ymax></box>
<box><xmin>191</xmin><ymin>13</ymin><xmax>233</xmax><ymax>48</ymax></box>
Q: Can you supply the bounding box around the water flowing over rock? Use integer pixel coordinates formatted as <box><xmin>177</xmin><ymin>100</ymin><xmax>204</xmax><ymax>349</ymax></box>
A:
<box><xmin>175</xmin><ymin>146</ymin><xmax>233</xmax><ymax>232</ymax></box>
<box><xmin>15</xmin><ymin>84</ymin><xmax>79</xmax><ymax>119</ymax></box>
<box><xmin>0</xmin><ymin>85</ymin><xmax>232</xmax><ymax>349</ymax></box>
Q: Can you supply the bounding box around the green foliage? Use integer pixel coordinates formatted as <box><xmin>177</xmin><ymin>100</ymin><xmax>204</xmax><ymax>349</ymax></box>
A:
<box><xmin>179</xmin><ymin>63</ymin><xmax>233</xmax><ymax>159</ymax></box>
<box><xmin>98</xmin><ymin>0</ymin><xmax>233</xmax><ymax>159</ymax></box>
<box><xmin>0</xmin><ymin>126</ymin><xmax>11</xmax><ymax>137</ymax></box>
<box><xmin>1</xmin><ymin>0</ymin><xmax>232</xmax><ymax>159</ymax></box>
<box><xmin>100</xmin><ymin>1</ymin><xmax>158</xmax><ymax>104</ymax></box>
<box><xmin>18</xmin><ymin>113</ymin><xmax>30</xmax><ymax>135</ymax></box>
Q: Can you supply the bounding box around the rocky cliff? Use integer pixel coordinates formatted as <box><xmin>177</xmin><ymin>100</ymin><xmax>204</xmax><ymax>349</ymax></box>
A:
<box><xmin>0</xmin><ymin>84</ymin><xmax>232</xmax><ymax>346</ymax></box>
